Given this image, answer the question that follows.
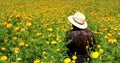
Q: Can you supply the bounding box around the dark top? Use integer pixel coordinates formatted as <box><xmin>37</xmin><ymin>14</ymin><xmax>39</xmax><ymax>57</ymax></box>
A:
<box><xmin>65</xmin><ymin>29</ymin><xmax>96</xmax><ymax>56</ymax></box>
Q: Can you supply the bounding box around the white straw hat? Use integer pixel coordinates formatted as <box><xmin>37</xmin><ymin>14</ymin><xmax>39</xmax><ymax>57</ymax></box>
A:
<box><xmin>68</xmin><ymin>12</ymin><xmax>87</xmax><ymax>29</ymax></box>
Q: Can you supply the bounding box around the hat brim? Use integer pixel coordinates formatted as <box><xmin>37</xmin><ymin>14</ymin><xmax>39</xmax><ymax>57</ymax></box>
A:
<box><xmin>68</xmin><ymin>15</ymin><xmax>88</xmax><ymax>29</ymax></box>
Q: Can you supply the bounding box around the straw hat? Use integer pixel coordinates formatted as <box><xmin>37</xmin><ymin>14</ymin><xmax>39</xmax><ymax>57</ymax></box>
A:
<box><xmin>68</xmin><ymin>12</ymin><xmax>87</xmax><ymax>29</ymax></box>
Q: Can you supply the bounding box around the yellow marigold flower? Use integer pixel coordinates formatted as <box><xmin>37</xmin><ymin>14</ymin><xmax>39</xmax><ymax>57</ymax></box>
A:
<box><xmin>108</xmin><ymin>39</ymin><xmax>117</xmax><ymax>44</ymax></box>
<box><xmin>2</xmin><ymin>22</ymin><xmax>7</xmax><ymax>26</ymax></box>
<box><xmin>56</xmin><ymin>48</ymin><xmax>60</xmax><ymax>51</ymax></box>
<box><xmin>34</xmin><ymin>59</ymin><xmax>40</xmax><ymax>63</ymax></box>
<box><xmin>14</xmin><ymin>47</ymin><xmax>20</xmax><ymax>53</ymax></box>
<box><xmin>97</xmin><ymin>45</ymin><xmax>101</xmax><ymax>49</ymax></box>
<box><xmin>36</xmin><ymin>33</ymin><xmax>42</xmax><ymax>37</ymax></box>
<box><xmin>18</xmin><ymin>41</ymin><xmax>25</xmax><ymax>46</ymax></box>
<box><xmin>64</xmin><ymin>58</ymin><xmax>71</xmax><ymax>63</ymax></box>
<box><xmin>107</xmin><ymin>33</ymin><xmax>112</xmax><ymax>37</ymax></box>
<box><xmin>12</xmin><ymin>36</ymin><xmax>17</xmax><ymax>40</ymax></box>
<box><xmin>41</xmin><ymin>62</ymin><xmax>44</xmax><ymax>63</ymax></box>
<box><xmin>1</xmin><ymin>47</ymin><xmax>6</xmax><ymax>51</ymax></box>
<box><xmin>72</xmin><ymin>60</ymin><xmax>75</xmax><ymax>63</ymax></box>
<box><xmin>42</xmin><ymin>51</ymin><xmax>47</xmax><ymax>55</ymax></box>
<box><xmin>26</xmin><ymin>22</ymin><xmax>32</xmax><ymax>27</ymax></box>
<box><xmin>72</xmin><ymin>55</ymin><xmax>77</xmax><ymax>60</ymax></box>
<box><xmin>118</xmin><ymin>32</ymin><xmax>120</xmax><ymax>36</ymax></box>
<box><xmin>14</xmin><ymin>26</ymin><xmax>20</xmax><ymax>31</ymax></box>
<box><xmin>104</xmin><ymin>35</ymin><xmax>109</xmax><ymax>39</ymax></box>
<box><xmin>99</xmin><ymin>49</ymin><xmax>104</xmax><ymax>54</ymax></box>
<box><xmin>56</xmin><ymin>27</ymin><xmax>59</xmax><ymax>31</ymax></box>
<box><xmin>47</xmin><ymin>28</ymin><xmax>53</xmax><ymax>32</ymax></box>
<box><xmin>17</xmin><ymin>57</ymin><xmax>22</xmax><ymax>61</ymax></box>
<box><xmin>4</xmin><ymin>38</ymin><xmax>8</xmax><ymax>43</ymax></box>
<box><xmin>56</xmin><ymin>35</ymin><xmax>61</xmax><ymax>41</ymax></box>
<box><xmin>91</xmin><ymin>51</ymin><xmax>99</xmax><ymax>59</ymax></box>
<box><xmin>21</xmin><ymin>28</ymin><xmax>26</xmax><ymax>32</ymax></box>
<box><xmin>51</xmin><ymin>41</ymin><xmax>57</xmax><ymax>45</ymax></box>
<box><xmin>25</xmin><ymin>44</ymin><xmax>29</xmax><ymax>47</ymax></box>
<box><xmin>16</xmin><ymin>14</ymin><xmax>20</xmax><ymax>19</ymax></box>
<box><xmin>114</xmin><ymin>28</ymin><xmax>117</xmax><ymax>30</ymax></box>
<box><xmin>6</xmin><ymin>23</ymin><xmax>12</xmax><ymax>28</ymax></box>
<box><xmin>1</xmin><ymin>56</ymin><xmax>7</xmax><ymax>61</ymax></box>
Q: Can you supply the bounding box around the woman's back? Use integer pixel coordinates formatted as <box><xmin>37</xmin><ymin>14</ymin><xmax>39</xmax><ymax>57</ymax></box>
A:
<box><xmin>66</xmin><ymin>29</ymin><xmax>95</xmax><ymax>55</ymax></box>
<box><xmin>66</xmin><ymin>29</ymin><xmax>96</xmax><ymax>63</ymax></box>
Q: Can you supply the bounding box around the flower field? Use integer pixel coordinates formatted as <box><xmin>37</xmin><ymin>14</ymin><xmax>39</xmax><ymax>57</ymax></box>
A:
<box><xmin>0</xmin><ymin>0</ymin><xmax>120</xmax><ymax>63</ymax></box>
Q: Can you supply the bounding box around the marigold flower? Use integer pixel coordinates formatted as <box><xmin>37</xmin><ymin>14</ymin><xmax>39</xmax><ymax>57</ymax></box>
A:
<box><xmin>34</xmin><ymin>59</ymin><xmax>40</xmax><ymax>63</ymax></box>
<box><xmin>2</xmin><ymin>22</ymin><xmax>7</xmax><ymax>26</ymax></box>
<box><xmin>6</xmin><ymin>23</ymin><xmax>12</xmax><ymax>28</ymax></box>
<box><xmin>16</xmin><ymin>14</ymin><xmax>20</xmax><ymax>19</ymax></box>
<box><xmin>97</xmin><ymin>45</ymin><xmax>101</xmax><ymax>49</ymax></box>
<box><xmin>99</xmin><ymin>49</ymin><xmax>104</xmax><ymax>54</ymax></box>
<box><xmin>1</xmin><ymin>47</ymin><xmax>6</xmax><ymax>51</ymax></box>
<box><xmin>104</xmin><ymin>35</ymin><xmax>109</xmax><ymax>39</ymax></box>
<box><xmin>41</xmin><ymin>62</ymin><xmax>44</xmax><ymax>63</ymax></box>
<box><xmin>21</xmin><ymin>28</ymin><xmax>26</xmax><ymax>32</ymax></box>
<box><xmin>51</xmin><ymin>41</ymin><xmax>57</xmax><ymax>45</ymax></box>
<box><xmin>12</xmin><ymin>36</ymin><xmax>17</xmax><ymax>40</ymax></box>
<box><xmin>25</xmin><ymin>44</ymin><xmax>29</xmax><ymax>47</ymax></box>
<box><xmin>56</xmin><ymin>27</ymin><xmax>59</xmax><ymax>31</ymax></box>
<box><xmin>4</xmin><ymin>38</ymin><xmax>8</xmax><ymax>43</ymax></box>
<box><xmin>56</xmin><ymin>48</ymin><xmax>60</xmax><ymax>51</ymax></box>
<box><xmin>1</xmin><ymin>56</ymin><xmax>7</xmax><ymax>61</ymax></box>
<box><xmin>64</xmin><ymin>58</ymin><xmax>71</xmax><ymax>63</ymax></box>
<box><xmin>118</xmin><ymin>32</ymin><xmax>120</xmax><ymax>36</ymax></box>
<box><xmin>91</xmin><ymin>51</ymin><xmax>99</xmax><ymax>59</ymax></box>
<box><xmin>108</xmin><ymin>39</ymin><xmax>117</xmax><ymax>44</ymax></box>
<box><xmin>17</xmin><ymin>57</ymin><xmax>22</xmax><ymax>61</ymax></box>
<box><xmin>72</xmin><ymin>55</ymin><xmax>77</xmax><ymax>60</ymax></box>
<box><xmin>14</xmin><ymin>26</ymin><xmax>20</xmax><ymax>31</ymax></box>
<box><xmin>18</xmin><ymin>41</ymin><xmax>25</xmax><ymax>46</ymax></box>
<box><xmin>14</xmin><ymin>47</ymin><xmax>20</xmax><ymax>53</ymax></box>
<box><xmin>107</xmin><ymin>33</ymin><xmax>112</xmax><ymax>37</ymax></box>
<box><xmin>42</xmin><ymin>51</ymin><xmax>47</xmax><ymax>55</ymax></box>
<box><xmin>47</xmin><ymin>28</ymin><xmax>53</xmax><ymax>32</ymax></box>
<box><xmin>26</xmin><ymin>22</ymin><xmax>32</xmax><ymax>27</ymax></box>
<box><xmin>1</xmin><ymin>47</ymin><xmax>5</xmax><ymax>51</ymax></box>
<box><xmin>72</xmin><ymin>60</ymin><xmax>75</xmax><ymax>63</ymax></box>
<box><xmin>36</xmin><ymin>33</ymin><xmax>42</xmax><ymax>37</ymax></box>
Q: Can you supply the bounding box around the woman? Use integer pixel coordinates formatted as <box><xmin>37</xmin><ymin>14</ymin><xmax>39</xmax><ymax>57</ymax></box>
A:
<box><xmin>65</xmin><ymin>12</ymin><xmax>96</xmax><ymax>63</ymax></box>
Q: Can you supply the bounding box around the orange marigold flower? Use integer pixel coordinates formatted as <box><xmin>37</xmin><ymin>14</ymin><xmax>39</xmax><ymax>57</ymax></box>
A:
<box><xmin>1</xmin><ymin>56</ymin><xmax>7</xmax><ymax>61</ymax></box>
<box><xmin>108</xmin><ymin>39</ymin><xmax>117</xmax><ymax>44</ymax></box>
<box><xmin>36</xmin><ymin>33</ymin><xmax>42</xmax><ymax>37</ymax></box>
<box><xmin>6</xmin><ymin>23</ymin><xmax>12</xmax><ymax>28</ymax></box>
<box><xmin>14</xmin><ymin>47</ymin><xmax>20</xmax><ymax>53</ymax></box>
<box><xmin>18</xmin><ymin>41</ymin><xmax>25</xmax><ymax>46</ymax></box>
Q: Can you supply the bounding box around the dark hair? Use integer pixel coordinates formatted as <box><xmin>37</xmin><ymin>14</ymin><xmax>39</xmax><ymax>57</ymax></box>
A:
<box><xmin>72</xmin><ymin>25</ymin><xmax>85</xmax><ymax>31</ymax></box>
